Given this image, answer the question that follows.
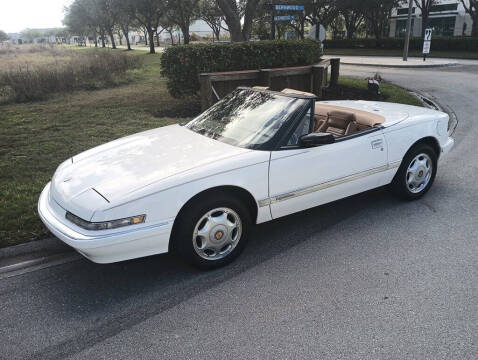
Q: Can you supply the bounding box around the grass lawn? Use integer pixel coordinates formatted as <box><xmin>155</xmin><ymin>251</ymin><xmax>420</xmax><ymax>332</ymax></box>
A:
<box><xmin>325</xmin><ymin>48</ymin><xmax>478</xmax><ymax>59</ymax></box>
<box><xmin>0</xmin><ymin>49</ymin><xmax>422</xmax><ymax>248</ymax></box>
<box><xmin>324</xmin><ymin>76</ymin><xmax>424</xmax><ymax>107</ymax></box>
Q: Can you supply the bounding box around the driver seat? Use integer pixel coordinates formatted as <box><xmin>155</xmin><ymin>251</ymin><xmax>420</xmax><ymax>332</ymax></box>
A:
<box><xmin>318</xmin><ymin>110</ymin><xmax>356</xmax><ymax>136</ymax></box>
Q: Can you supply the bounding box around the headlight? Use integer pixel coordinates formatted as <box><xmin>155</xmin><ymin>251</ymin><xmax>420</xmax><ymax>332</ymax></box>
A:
<box><xmin>66</xmin><ymin>212</ymin><xmax>146</xmax><ymax>231</ymax></box>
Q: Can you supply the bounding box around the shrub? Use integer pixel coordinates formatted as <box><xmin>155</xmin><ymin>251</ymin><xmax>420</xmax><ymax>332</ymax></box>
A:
<box><xmin>324</xmin><ymin>37</ymin><xmax>478</xmax><ymax>52</ymax></box>
<box><xmin>0</xmin><ymin>50</ymin><xmax>142</xmax><ymax>103</ymax></box>
<box><xmin>161</xmin><ymin>39</ymin><xmax>322</xmax><ymax>98</ymax></box>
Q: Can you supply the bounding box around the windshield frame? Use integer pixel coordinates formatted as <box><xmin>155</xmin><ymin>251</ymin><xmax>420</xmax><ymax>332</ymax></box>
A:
<box><xmin>185</xmin><ymin>87</ymin><xmax>315</xmax><ymax>151</ymax></box>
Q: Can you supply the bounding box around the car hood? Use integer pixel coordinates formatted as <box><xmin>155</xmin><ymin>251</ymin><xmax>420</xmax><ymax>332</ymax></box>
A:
<box><xmin>51</xmin><ymin>124</ymin><xmax>251</xmax><ymax>220</ymax></box>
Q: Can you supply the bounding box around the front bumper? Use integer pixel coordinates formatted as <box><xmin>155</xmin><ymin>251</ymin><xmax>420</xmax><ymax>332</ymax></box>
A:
<box><xmin>440</xmin><ymin>137</ymin><xmax>454</xmax><ymax>158</ymax></box>
<box><xmin>38</xmin><ymin>182</ymin><xmax>173</xmax><ymax>263</ymax></box>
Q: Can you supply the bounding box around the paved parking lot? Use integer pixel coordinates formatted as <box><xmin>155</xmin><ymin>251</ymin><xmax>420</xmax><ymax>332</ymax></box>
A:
<box><xmin>1</xmin><ymin>63</ymin><xmax>477</xmax><ymax>360</ymax></box>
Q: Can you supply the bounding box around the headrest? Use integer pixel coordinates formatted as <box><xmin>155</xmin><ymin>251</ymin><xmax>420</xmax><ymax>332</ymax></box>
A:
<box><xmin>327</xmin><ymin>110</ymin><xmax>355</xmax><ymax>122</ymax></box>
<box><xmin>252</xmin><ymin>86</ymin><xmax>270</xmax><ymax>91</ymax></box>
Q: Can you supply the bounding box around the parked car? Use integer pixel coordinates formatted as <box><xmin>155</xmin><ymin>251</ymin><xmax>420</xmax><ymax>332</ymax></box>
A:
<box><xmin>38</xmin><ymin>87</ymin><xmax>454</xmax><ymax>268</ymax></box>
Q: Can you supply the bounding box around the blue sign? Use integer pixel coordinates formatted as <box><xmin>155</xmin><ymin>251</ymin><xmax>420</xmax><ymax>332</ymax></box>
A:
<box><xmin>275</xmin><ymin>5</ymin><xmax>305</xmax><ymax>11</ymax></box>
<box><xmin>274</xmin><ymin>15</ymin><xmax>295</xmax><ymax>21</ymax></box>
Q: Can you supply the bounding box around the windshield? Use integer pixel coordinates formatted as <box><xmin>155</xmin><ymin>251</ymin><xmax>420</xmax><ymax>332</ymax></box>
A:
<box><xmin>186</xmin><ymin>88</ymin><xmax>308</xmax><ymax>149</ymax></box>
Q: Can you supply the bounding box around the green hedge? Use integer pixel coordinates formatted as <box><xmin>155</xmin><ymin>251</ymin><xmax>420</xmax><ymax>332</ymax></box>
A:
<box><xmin>324</xmin><ymin>37</ymin><xmax>478</xmax><ymax>52</ymax></box>
<box><xmin>161</xmin><ymin>39</ymin><xmax>322</xmax><ymax>98</ymax></box>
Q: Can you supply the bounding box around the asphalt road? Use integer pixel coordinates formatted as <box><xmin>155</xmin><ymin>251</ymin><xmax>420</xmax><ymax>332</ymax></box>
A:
<box><xmin>1</xmin><ymin>63</ymin><xmax>477</xmax><ymax>360</ymax></box>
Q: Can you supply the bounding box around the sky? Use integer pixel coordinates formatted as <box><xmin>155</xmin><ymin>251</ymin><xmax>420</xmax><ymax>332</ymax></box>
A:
<box><xmin>0</xmin><ymin>0</ymin><xmax>72</xmax><ymax>33</ymax></box>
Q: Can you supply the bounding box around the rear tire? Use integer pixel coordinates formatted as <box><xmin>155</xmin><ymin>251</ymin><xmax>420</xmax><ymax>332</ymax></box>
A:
<box><xmin>172</xmin><ymin>192</ymin><xmax>252</xmax><ymax>269</ymax></box>
<box><xmin>391</xmin><ymin>143</ymin><xmax>437</xmax><ymax>200</ymax></box>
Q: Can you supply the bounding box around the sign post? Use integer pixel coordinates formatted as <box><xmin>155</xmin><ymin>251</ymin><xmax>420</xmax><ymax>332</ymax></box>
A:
<box><xmin>423</xmin><ymin>28</ymin><xmax>432</xmax><ymax>61</ymax></box>
<box><xmin>402</xmin><ymin>0</ymin><xmax>414</xmax><ymax>61</ymax></box>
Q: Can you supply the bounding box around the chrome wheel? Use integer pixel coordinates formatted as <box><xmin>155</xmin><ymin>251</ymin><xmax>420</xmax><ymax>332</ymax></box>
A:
<box><xmin>192</xmin><ymin>207</ymin><xmax>242</xmax><ymax>261</ymax></box>
<box><xmin>406</xmin><ymin>153</ymin><xmax>433</xmax><ymax>194</ymax></box>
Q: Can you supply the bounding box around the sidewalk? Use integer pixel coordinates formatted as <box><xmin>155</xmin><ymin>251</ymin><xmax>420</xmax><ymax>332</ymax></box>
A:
<box><xmin>323</xmin><ymin>55</ymin><xmax>463</xmax><ymax>68</ymax></box>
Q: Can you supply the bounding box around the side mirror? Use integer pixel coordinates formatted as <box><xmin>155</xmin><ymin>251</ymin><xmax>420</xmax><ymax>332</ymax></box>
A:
<box><xmin>299</xmin><ymin>132</ymin><xmax>335</xmax><ymax>147</ymax></box>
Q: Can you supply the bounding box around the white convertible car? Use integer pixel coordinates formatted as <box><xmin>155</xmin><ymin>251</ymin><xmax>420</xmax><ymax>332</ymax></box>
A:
<box><xmin>38</xmin><ymin>87</ymin><xmax>454</xmax><ymax>268</ymax></box>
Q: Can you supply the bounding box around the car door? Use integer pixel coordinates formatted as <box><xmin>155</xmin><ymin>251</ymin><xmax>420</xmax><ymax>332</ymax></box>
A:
<box><xmin>267</xmin><ymin>123</ymin><xmax>389</xmax><ymax>219</ymax></box>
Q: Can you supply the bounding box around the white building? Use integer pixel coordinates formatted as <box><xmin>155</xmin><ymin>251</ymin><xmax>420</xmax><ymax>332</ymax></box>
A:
<box><xmin>389</xmin><ymin>0</ymin><xmax>473</xmax><ymax>37</ymax></box>
<box><xmin>124</xmin><ymin>20</ymin><xmax>229</xmax><ymax>45</ymax></box>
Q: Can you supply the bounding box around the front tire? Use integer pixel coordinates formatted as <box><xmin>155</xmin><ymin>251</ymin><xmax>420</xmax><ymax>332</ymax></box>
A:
<box><xmin>172</xmin><ymin>193</ymin><xmax>252</xmax><ymax>269</ymax></box>
<box><xmin>391</xmin><ymin>143</ymin><xmax>438</xmax><ymax>200</ymax></box>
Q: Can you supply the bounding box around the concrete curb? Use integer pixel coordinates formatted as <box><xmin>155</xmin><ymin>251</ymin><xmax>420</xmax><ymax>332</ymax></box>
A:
<box><xmin>0</xmin><ymin>237</ymin><xmax>75</xmax><ymax>276</ymax></box>
<box><xmin>0</xmin><ymin>237</ymin><xmax>71</xmax><ymax>260</ymax></box>
<box><xmin>340</xmin><ymin>61</ymin><xmax>458</xmax><ymax>69</ymax></box>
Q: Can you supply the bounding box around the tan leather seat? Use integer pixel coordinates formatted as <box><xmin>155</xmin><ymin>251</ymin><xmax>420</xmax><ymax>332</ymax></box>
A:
<box><xmin>321</xmin><ymin>110</ymin><xmax>356</xmax><ymax>136</ymax></box>
<box><xmin>314</xmin><ymin>103</ymin><xmax>385</xmax><ymax>136</ymax></box>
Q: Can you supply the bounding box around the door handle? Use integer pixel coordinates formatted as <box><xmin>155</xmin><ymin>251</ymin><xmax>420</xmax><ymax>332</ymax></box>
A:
<box><xmin>371</xmin><ymin>139</ymin><xmax>384</xmax><ymax>151</ymax></box>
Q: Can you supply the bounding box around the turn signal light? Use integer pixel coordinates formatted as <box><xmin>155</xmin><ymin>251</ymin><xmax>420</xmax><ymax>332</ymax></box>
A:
<box><xmin>66</xmin><ymin>212</ymin><xmax>146</xmax><ymax>231</ymax></box>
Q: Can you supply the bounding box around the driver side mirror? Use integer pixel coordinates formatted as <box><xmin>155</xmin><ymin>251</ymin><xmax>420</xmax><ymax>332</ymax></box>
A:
<box><xmin>299</xmin><ymin>132</ymin><xmax>335</xmax><ymax>147</ymax></box>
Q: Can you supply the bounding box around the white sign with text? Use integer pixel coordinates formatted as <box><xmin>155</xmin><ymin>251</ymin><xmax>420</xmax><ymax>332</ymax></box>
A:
<box><xmin>423</xmin><ymin>28</ymin><xmax>432</xmax><ymax>54</ymax></box>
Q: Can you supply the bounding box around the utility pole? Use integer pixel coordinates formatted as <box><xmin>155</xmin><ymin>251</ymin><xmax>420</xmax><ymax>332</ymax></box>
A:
<box><xmin>403</xmin><ymin>0</ymin><xmax>414</xmax><ymax>61</ymax></box>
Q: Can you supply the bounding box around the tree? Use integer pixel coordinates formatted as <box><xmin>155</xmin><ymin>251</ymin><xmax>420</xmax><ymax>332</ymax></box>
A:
<box><xmin>329</xmin><ymin>14</ymin><xmax>346</xmax><ymax>39</ymax></box>
<box><xmin>0</xmin><ymin>30</ymin><xmax>10</xmax><ymax>42</ymax></box>
<box><xmin>361</xmin><ymin>0</ymin><xmax>399</xmax><ymax>41</ymax></box>
<box><xmin>64</xmin><ymin>0</ymin><xmax>103</xmax><ymax>47</ymax></box>
<box><xmin>414</xmin><ymin>0</ymin><xmax>438</xmax><ymax>38</ymax></box>
<box><xmin>199</xmin><ymin>0</ymin><xmax>226</xmax><ymax>41</ymax></box>
<box><xmin>114</xmin><ymin>0</ymin><xmax>137</xmax><ymax>50</ymax></box>
<box><xmin>461</xmin><ymin>0</ymin><xmax>478</xmax><ymax>36</ymax></box>
<box><xmin>129</xmin><ymin>0</ymin><xmax>165</xmax><ymax>53</ymax></box>
<box><xmin>20</xmin><ymin>28</ymin><xmax>43</xmax><ymax>43</ymax></box>
<box><xmin>95</xmin><ymin>0</ymin><xmax>118</xmax><ymax>49</ymax></box>
<box><xmin>336</xmin><ymin>0</ymin><xmax>364</xmax><ymax>39</ymax></box>
<box><xmin>165</xmin><ymin>0</ymin><xmax>200</xmax><ymax>44</ymax></box>
<box><xmin>217</xmin><ymin>0</ymin><xmax>265</xmax><ymax>41</ymax></box>
<box><xmin>305</xmin><ymin>0</ymin><xmax>338</xmax><ymax>33</ymax></box>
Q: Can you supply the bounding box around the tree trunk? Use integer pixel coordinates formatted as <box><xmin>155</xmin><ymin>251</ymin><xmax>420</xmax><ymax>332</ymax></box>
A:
<box><xmin>148</xmin><ymin>26</ymin><xmax>155</xmax><ymax>54</ymax></box>
<box><xmin>228</xmin><ymin>22</ymin><xmax>244</xmax><ymax>41</ymax></box>
<box><xmin>168</xmin><ymin>29</ymin><xmax>174</xmax><ymax>45</ymax></box>
<box><xmin>100</xmin><ymin>29</ymin><xmax>106</xmax><ymax>47</ymax></box>
<box><xmin>241</xmin><ymin>0</ymin><xmax>260</xmax><ymax>41</ymax></box>
<box><xmin>472</xmin><ymin>15</ymin><xmax>478</xmax><ymax>36</ymax></box>
<box><xmin>181</xmin><ymin>24</ymin><xmax>190</xmax><ymax>44</ymax></box>
<box><xmin>122</xmin><ymin>26</ymin><xmax>131</xmax><ymax>50</ymax></box>
<box><xmin>217</xmin><ymin>0</ymin><xmax>245</xmax><ymax>41</ymax></box>
<box><xmin>116</xmin><ymin>30</ymin><xmax>122</xmax><ymax>45</ymax></box>
<box><xmin>421</xmin><ymin>13</ymin><xmax>429</xmax><ymax>38</ymax></box>
<box><xmin>373</xmin><ymin>23</ymin><xmax>382</xmax><ymax>41</ymax></box>
<box><xmin>93</xmin><ymin>29</ymin><xmax>98</xmax><ymax>47</ymax></box>
<box><xmin>345</xmin><ymin>22</ymin><xmax>354</xmax><ymax>40</ymax></box>
<box><xmin>108</xmin><ymin>29</ymin><xmax>116</xmax><ymax>49</ymax></box>
<box><xmin>144</xmin><ymin>29</ymin><xmax>148</xmax><ymax>45</ymax></box>
<box><xmin>156</xmin><ymin>30</ymin><xmax>160</xmax><ymax>46</ymax></box>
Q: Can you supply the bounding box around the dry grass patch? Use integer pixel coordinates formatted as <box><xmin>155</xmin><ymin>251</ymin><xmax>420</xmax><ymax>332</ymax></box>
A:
<box><xmin>0</xmin><ymin>45</ymin><xmax>142</xmax><ymax>103</ymax></box>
